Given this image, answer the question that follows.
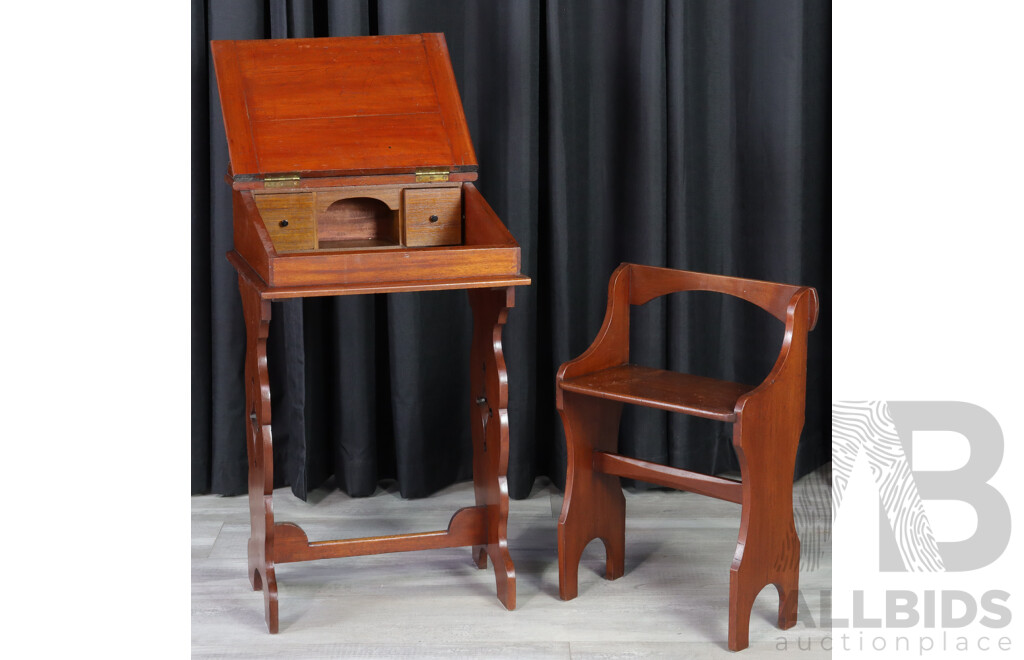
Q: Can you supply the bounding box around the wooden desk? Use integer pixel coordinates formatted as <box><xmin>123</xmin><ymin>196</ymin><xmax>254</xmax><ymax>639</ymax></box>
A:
<box><xmin>212</xmin><ymin>33</ymin><xmax>530</xmax><ymax>632</ymax></box>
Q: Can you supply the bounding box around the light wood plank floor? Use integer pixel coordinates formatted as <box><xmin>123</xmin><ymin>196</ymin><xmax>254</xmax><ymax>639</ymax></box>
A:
<box><xmin>192</xmin><ymin>466</ymin><xmax>831</xmax><ymax>658</ymax></box>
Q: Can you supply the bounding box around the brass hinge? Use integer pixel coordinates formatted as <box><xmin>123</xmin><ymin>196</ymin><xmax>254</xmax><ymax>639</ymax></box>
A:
<box><xmin>415</xmin><ymin>167</ymin><xmax>450</xmax><ymax>183</ymax></box>
<box><xmin>263</xmin><ymin>173</ymin><xmax>301</xmax><ymax>188</ymax></box>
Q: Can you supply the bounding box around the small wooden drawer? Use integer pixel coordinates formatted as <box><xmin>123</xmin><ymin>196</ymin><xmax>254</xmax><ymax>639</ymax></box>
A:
<box><xmin>402</xmin><ymin>187</ymin><xmax>462</xmax><ymax>247</ymax></box>
<box><xmin>254</xmin><ymin>193</ymin><xmax>315</xmax><ymax>253</ymax></box>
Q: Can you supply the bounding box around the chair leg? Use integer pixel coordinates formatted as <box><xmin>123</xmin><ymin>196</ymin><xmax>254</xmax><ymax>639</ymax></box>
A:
<box><xmin>557</xmin><ymin>392</ymin><xmax>625</xmax><ymax>601</ymax></box>
<box><xmin>727</xmin><ymin>414</ymin><xmax>802</xmax><ymax>651</ymax></box>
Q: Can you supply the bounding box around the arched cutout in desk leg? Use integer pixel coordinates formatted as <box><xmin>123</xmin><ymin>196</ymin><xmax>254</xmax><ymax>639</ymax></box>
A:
<box><xmin>468</xmin><ymin>287</ymin><xmax>517</xmax><ymax>611</ymax></box>
<box><xmin>238</xmin><ymin>275</ymin><xmax>279</xmax><ymax>633</ymax></box>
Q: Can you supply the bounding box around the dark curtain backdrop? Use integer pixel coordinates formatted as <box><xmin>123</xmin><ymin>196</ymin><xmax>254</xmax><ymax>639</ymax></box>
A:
<box><xmin>192</xmin><ymin>0</ymin><xmax>830</xmax><ymax>500</ymax></box>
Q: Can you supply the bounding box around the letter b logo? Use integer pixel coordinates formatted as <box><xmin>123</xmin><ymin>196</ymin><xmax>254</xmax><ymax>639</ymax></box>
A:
<box><xmin>833</xmin><ymin>401</ymin><xmax>1010</xmax><ymax>572</ymax></box>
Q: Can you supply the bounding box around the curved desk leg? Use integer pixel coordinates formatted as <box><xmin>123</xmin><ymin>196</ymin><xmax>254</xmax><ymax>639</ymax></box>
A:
<box><xmin>468</xmin><ymin>287</ymin><xmax>517</xmax><ymax>611</ymax></box>
<box><xmin>238</xmin><ymin>275</ymin><xmax>279</xmax><ymax>633</ymax></box>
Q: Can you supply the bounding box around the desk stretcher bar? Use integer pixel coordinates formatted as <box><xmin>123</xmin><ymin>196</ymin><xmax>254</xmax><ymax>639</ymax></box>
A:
<box><xmin>274</xmin><ymin>506</ymin><xmax>488</xmax><ymax>563</ymax></box>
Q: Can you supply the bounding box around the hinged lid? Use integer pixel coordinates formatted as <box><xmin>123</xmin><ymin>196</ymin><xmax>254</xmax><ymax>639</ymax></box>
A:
<box><xmin>211</xmin><ymin>34</ymin><xmax>476</xmax><ymax>183</ymax></box>
<box><xmin>415</xmin><ymin>167</ymin><xmax>450</xmax><ymax>183</ymax></box>
<box><xmin>263</xmin><ymin>173</ymin><xmax>301</xmax><ymax>188</ymax></box>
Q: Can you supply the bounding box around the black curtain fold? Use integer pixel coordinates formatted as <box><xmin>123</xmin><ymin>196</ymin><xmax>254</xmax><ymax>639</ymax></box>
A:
<box><xmin>191</xmin><ymin>0</ymin><xmax>830</xmax><ymax>500</ymax></box>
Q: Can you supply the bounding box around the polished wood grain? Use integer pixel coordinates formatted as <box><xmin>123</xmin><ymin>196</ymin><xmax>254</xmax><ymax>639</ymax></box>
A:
<box><xmin>462</xmin><ymin>183</ymin><xmax>518</xmax><ymax>246</ymax></box>
<box><xmin>211</xmin><ymin>34</ymin><xmax>477</xmax><ymax>180</ymax></box>
<box><xmin>727</xmin><ymin>284</ymin><xmax>816</xmax><ymax>651</ymax></box>
<box><xmin>252</xmin><ymin>113</ymin><xmax>454</xmax><ymax>175</ymax></box>
<box><xmin>218</xmin><ymin>33</ymin><xmax>529</xmax><ymax>634</ymax></box>
<box><xmin>235</xmin><ymin>262</ymin><xmax>526</xmax><ymax>632</ymax></box>
<box><xmin>237</xmin><ymin>36</ymin><xmax>436</xmax><ymax>122</ymax></box>
<box><xmin>402</xmin><ymin>187</ymin><xmax>462</xmax><ymax>247</ymax></box>
<box><xmin>193</xmin><ymin>469</ymin><xmax>833</xmax><ymax>656</ymax></box>
<box><xmin>232</xmin><ymin>180</ymin><xmax>523</xmax><ymax>288</ymax></box>
<box><xmin>468</xmin><ymin>287</ymin><xmax>518</xmax><ymax>610</ymax></box>
<box><xmin>229</xmin><ymin>251</ymin><xmax>530</xmax><ymax>300</ymax></box>
<box><xmin>628</xmin><ymin>263</ymin><xmax>819</xmax><ymax>329</ymax></box>
<box><xmin>592</xmin><ymin>452</ymin><xmax>743</xmax><ymax>504</ymax></box>
<box><xmin>422</xmin><ymin>33</ymin><xmax>477</xmax><ymax>167</ymax></box>
<box><xmin>314</xmin><ymin>238</ymin><xmax>406</xmax><ymax>251</ymax></box>
<box><xmin>251</xmin><ymin>183</ymin><xmax>468</xmax><ymax>253</ymax></box>
<box><xmin>274</xmin><ymin>506</ymin><xmax>488</xmax><ymax>563</ymax></box>
<box><xmin>267</xmin><ymin>243</ymin><xmax>521</xmax><ymax>288</ymax></box>
<box><xmin>309</xmin><ymin>185</ymin><xmax>403</xmax><ymax>213</ymax></box>
<box><xmin>231</xmin><ymin>188</ymin><xmax>522</xmax><ymax>288</ymax></box>
<box><xmin>210</xmin><ymin>40</ymin><xmax>261</xmax><ymax>177</ymax></box>
<box><xmin>556</xmin><ymin>392</ymin><xmax>626</xmax><ymax>601</ymax></box>
<box><xmin>555</xmin><ymin>263</ymin><xmax>819</xmax><ymax>652</ymax></box>
<box><xmin>317</xmin><ymin>197</ymin><xmax>397</xmax><ymax>245</ymax></box>
<box><xmin>560</xmin><ymin>365</ymin><xmax>751</xmax><ymax>422</ymax></box>
<box><xmin>555</xmin><ymin>265</ymin><xmax>631</xmax><ymax>409</ymax></box>
<box><xmin>238</xmin><ymin>271</ymin><xmax>278</xmax><ymax>634</ymax></box>
<box><xmin>252</xmin><ymin>193</ymin><xmax>316</xmax><ymax>253</ymax></box>
<box><xmin>232</xmin><ymin>190</ymin><xmax>276</xmax><ymax>278</ymax></box>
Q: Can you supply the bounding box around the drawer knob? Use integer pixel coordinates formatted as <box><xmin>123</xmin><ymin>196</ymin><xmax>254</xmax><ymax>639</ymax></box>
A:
<box><xmin>279</xmin><ymin>219</ymin><xmax>289</xmax><ymax>228</ymax></box>
<box><xmin>428</xmin><ymin>214</ymin><xmax>439</xmax><ymax>223</ymax></box>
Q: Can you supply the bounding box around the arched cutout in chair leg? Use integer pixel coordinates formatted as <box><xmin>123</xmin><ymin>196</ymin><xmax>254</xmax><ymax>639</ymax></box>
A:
<box><xmin>728</xmin><ymin>408</ymin><xmax>803</xmax><ymax>651</ymax></box>
<box><xmin>728</xmin><ymin>557</ymin><xmax>800</xmax><ymax>651</ymax></box>
<box><xmin>557</xmin><ymin>393</ymin><xmax>625</xmax><ymax>600</ymax></box>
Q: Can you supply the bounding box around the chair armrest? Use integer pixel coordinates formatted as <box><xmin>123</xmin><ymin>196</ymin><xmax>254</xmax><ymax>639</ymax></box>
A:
<box><xmin>734</xmin><ymin>287</ymin><xmax>817</xmax><ymax>417</ymax></box>
<box><xmin>555</xmin><ymin>263</ymin><xmax>632</xmax><ymax>409</ymax></box>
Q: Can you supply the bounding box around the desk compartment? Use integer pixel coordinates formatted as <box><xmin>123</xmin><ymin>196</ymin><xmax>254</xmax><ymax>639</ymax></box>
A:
<box><xmin>239</xmin><ymin>183</ymin><xmax>520</xmax><ymax>288</ymax></box>
<box><xmin>317</xmin><ymin>197</ymin><xmax>399</xmax><ymax>250</ymax></box>
<box><xmin>402</xmin><ymin>188</ymin><xmax>462</xmax><ymax>247</ymax></box>
<box><xmin>253</xmin><ymin>193</ymin><xmax>315</xmax><ymax>253</ymax></box>
<box><xmin>253</xmin><ymin>184</ymin><xmax>462</xmax><ymax>253</ymax></box>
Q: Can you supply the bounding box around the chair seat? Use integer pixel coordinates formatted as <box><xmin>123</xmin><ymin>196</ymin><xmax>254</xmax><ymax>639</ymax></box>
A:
<box><xmin>558</xmin><ymin>365</ymin><xmax>752</xmax><ymax>422</ymax></box>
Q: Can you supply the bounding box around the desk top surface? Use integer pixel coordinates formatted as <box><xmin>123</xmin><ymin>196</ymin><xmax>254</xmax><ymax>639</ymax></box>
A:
<box><xmin>211</xmin><ymin>34</ymin><xmax>477</xmax><ymax>183</ymax></box>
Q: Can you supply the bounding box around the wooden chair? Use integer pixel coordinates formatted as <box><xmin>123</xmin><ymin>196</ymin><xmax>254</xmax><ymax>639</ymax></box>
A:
<box><xmin>555</xmin><ymin>263</ymin><xmax>819</xmax><ymax>651</ymax></box>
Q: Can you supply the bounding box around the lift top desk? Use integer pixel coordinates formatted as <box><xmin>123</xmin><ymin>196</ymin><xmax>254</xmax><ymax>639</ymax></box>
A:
<box><xmin>211</xmin><ymin>33</ymin><xmax>530</xmax><ymax>632</ymax></box>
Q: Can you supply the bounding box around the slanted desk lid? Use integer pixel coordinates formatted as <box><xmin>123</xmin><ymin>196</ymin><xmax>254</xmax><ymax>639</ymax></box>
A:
<box><xmin>211</xmin><ymin>34</ymin><xmax>476</xmax><ymax>182</ymax></box>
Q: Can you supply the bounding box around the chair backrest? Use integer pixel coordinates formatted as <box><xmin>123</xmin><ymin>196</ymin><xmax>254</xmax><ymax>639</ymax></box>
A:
<box><xmin>625</xmin><ymin>263</ymin><xmax>819</xmax><ymax>329</ymax></box>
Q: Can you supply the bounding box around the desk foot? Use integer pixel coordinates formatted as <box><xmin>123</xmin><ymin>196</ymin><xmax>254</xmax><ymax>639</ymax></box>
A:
<box><xmin>248</xmin><ymin>549</ymin><xmax>279</xmax><ymax>634</ymax></box>
<box><xmin>468</xmin><ymin>287</ymin><xmax>518</xmax><ymax>611</ymax></box>
<box><xmin>485</xmin><ymin>537</ymin><xmax>517</xmax><ymax>611</ymax></box>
